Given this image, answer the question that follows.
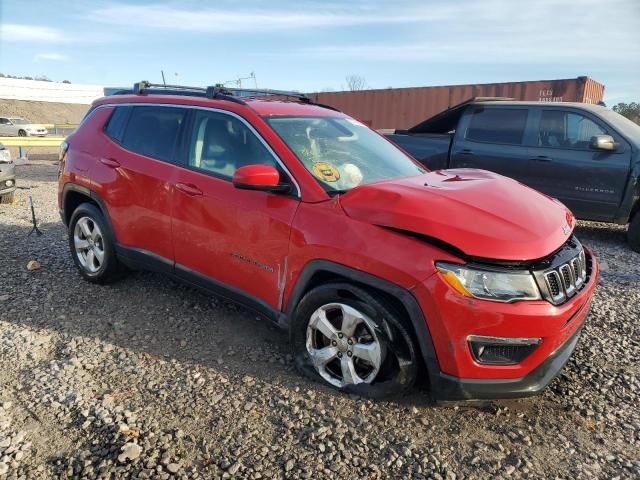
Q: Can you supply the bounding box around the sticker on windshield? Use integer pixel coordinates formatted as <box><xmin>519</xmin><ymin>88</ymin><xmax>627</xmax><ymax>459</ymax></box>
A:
<box><xmin>312</xmin><ymin>162</ymin><xmax>341</xmax><ymax>182</ymax></box>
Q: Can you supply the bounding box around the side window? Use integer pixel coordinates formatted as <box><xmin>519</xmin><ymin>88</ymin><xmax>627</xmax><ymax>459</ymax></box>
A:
<box><xmin>188</xmin><ymin>111</ymin><xmax>277</xmax><ymax>179</ymax></box>
<box><xmin>120</xmin><ymin>106</ymin><xmax>185</xmax><ymax>162</ymax></box>
<box><xmin>538</xmin><ymin>110</ymin><xmax>606</xmax><ymax>149</ymax></box>
<box><xmin>465</xmin><ymin>108</ymin><xmax>528</xmax><ymax>145</ymax></box>
<box><xmin>104</xmin><ymin>106</ymin><xmax>130</xmax><ymax>143</ymax></box>
<box><xmin>0</xmin><ymin>118</ymin><xmax>8</xmax><ymax>124</ymax></box>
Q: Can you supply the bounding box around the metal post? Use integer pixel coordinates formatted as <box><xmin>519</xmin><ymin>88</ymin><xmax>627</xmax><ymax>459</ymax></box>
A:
<box><xmin>18</xmin><ymin>146</ymin><xmax>27</xmax><ymax>161</ymax></box>
<box><xmin>28</xmin><ymin>196</ymin><xmax>43</xmax><ymax>236</ymax></box>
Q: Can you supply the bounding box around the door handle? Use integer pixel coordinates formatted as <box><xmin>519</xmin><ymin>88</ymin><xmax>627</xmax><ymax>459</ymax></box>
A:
<box><xmin>175</xmin><ymin>182</ymin><xmax>203</xmax><ymax>196</ymax></box>
<box><xmin>532</xmin><ymin>156</ymin><xmax>552</xmax><ymax>162</ymax></box>
<box><xmin>99</xmin><ymin>157</ymin><xmax>121</xmax><ymax>168</ymax></box>
<box><xmin>459</xmin><ymin>149</ymin><xmax>474</xmax><ymax>155</ymax></box>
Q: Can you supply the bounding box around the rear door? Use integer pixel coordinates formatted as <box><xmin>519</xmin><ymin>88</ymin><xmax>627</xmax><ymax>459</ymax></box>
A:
<box><xmin>527</xmin><ymin>107</ymin><xmax>631</xmax><ymax>220</ymax></box>
<box><xmin>171</xmin><ymin>108</ymin><xmax>299</xmax><ymax>309</ymax></box>
<box><xmin>96</xmin><ymin>105</ymin><xmax>187</xmax><ymax>266</ymax></box>
<box><xmin>450</xmin><ymin>106</ymin><xmax>533</xmax><ymax>183</ymax></box>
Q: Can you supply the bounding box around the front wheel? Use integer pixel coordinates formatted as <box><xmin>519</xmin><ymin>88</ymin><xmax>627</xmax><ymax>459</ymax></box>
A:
<box><xmin>292</xmin><ymin>283</ymin><xmax>418</xmax><ymax>398</ymax></box>
<box><xmin>628</xmin><ymin>213</ymin><xmax>640</xmax><ymax>253</ymax></box>
<box><xmin>18</xmin><ymin>129</ymin><xmax>27</xmax><ymax>137</ymax></box>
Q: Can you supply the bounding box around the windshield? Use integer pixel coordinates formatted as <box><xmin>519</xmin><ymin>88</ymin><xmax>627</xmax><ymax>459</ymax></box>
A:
<box><xmin>267</xmin><ymin>116</ymin><xmax>425</xmax><ymax>192</ymax></box>
<box><xmin>10</xmin><ymin>118</ymin><xmax>30</xmax><ymax>125</ymax></box>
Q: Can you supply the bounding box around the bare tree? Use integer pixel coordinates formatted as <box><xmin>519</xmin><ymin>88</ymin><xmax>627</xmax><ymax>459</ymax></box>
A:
<box><xmin>345</xmin><ymin>75</ymin><xmax>367</xmax><ymax>91</ymax></box>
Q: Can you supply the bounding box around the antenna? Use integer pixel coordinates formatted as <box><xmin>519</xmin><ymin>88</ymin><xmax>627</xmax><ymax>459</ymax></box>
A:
<box><xmin>223</xmin><ymin>71</ymin><xmax>258</xmax><ymax>89</ymax></box>
<box><xmin>161</xmin><ymin>70</ymin><xmax>166</xmax><ymax>86</ymax></box>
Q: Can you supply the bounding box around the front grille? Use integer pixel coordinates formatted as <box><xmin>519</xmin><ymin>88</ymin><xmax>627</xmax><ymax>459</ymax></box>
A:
<box><xmin>539</xmin><ymin>246</ymin><xmax>589</xmax><ymax>305</ymax></box>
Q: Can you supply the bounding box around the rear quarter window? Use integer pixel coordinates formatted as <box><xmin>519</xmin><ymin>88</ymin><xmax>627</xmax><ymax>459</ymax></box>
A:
<box><xmin>104</xmin><ymin>106</ymin><xmax>131</xmax><ymax>143</ymax></box>
<box><xmin>465</xmin><ymin>108</ymin><xmax>528</xmax><ymax>145</ymax></box>
<box><xmin>120</xmin><ymin>106</ymin><xmax>186</xmax><ymax>162</ymax></box>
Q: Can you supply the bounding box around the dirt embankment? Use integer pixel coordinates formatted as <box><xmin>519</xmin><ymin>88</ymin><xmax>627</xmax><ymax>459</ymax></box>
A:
<box><xmin>0</xmin><ymin>99</ymin><xmax>90</xmax><ymax>124</ymax></box>
<box><xmin>0</xmin><ymin>99</ymin><xmax>91</xmax><ymax>159</ymax></box>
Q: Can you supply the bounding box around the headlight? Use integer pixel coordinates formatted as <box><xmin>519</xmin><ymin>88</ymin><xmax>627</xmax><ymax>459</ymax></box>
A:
<box><xmin>436</xmin><ymin>262</ymin><xmax>541</xmax><ymax>303</ymax></box>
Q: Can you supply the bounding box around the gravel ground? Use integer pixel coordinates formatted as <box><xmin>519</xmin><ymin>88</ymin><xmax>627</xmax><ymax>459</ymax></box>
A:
<box><xmin>0</xmin><ymin>161</ymin><xmax>639</xmax><ymax>480</ymax></box>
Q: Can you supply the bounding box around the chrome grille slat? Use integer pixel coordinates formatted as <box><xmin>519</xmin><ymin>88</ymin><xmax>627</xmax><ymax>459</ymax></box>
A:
<box><xmin>541</xmin><ymin>248</ymin><xmax>588</xmax><ymax>305</ymax></box>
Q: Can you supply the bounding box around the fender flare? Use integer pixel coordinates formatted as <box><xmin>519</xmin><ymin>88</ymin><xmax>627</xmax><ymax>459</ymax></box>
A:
<box><xmin>62</xmin><ymin>184</ymin><xmax>115</xmax><ymax>235</ymax></box>
<box><xmin>284</xmin><ymin>259</ymin><xmax>441</xmax><ymax>384</ymax></box>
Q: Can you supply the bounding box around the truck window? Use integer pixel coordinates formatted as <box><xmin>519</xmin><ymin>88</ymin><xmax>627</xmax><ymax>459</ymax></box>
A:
<box><xmin>465</xmin><ymin>108</ymin><xmax>528</xmax><ymax>145</ymax></box>
<box><xmin>538</xmin><ymin>110</ymin><xmax>606</xmax><ymax>150</ymax></box>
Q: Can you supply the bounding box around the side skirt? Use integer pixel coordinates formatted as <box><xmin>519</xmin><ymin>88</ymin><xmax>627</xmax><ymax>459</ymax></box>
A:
<box><xmin>115</xmin><ymin>245</ymin><xmax>286</xmax><ymax>327</ymax></box>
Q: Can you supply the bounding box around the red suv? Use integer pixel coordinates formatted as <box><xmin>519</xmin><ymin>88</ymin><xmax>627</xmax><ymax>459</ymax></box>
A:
<box><xmin>58</xmin><ymin>82</ymin><xmax>598</xmax><ymax>400</ymax></box>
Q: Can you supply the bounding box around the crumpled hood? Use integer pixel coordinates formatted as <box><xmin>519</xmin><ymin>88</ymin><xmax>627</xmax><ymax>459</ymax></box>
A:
<box><xmin>340</xmin><ymin>169</ymin><xmax>575</xmax><ymax>261</ymax></box>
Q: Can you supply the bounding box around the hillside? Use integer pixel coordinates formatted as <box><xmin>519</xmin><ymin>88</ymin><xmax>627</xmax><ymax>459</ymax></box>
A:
<box><xmin>0</xmin><ymin>99</ymin><xmax>90</xmax><ymax>124</ymax></box>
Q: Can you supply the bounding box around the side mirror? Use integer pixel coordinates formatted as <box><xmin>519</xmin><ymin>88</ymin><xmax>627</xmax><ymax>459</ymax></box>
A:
<box><xmin>232</xmin><ymin>164</ymin><xmax>289</xmax><ymax>192</ymax></box>
<box><xmin>590</xmin><ymin>135</ymin><xmax>618</xmax><ymax>151</ymax></box>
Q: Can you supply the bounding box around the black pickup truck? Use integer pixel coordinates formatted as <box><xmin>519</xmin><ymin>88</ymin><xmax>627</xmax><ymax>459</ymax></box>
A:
<box><xmin>386</xmin><ymin>98</ymin><xmax>640</xmax><ymax>251</ymax></box>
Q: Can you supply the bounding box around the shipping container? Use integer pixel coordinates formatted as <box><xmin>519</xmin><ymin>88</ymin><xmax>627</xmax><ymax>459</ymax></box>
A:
<box><xmin>309</xmin><ymin>77</ymin><xmax>605</xmax><ymax>130</ymax></box>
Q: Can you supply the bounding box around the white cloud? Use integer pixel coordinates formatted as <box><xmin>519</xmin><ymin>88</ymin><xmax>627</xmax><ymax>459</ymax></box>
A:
<box><xmin>35</xmin><ymin>53</ymin><xmax>69</xmax><ymax>62</ymax></box>
<box><xmin>88</xmin><ymin>3</ymin><xmax>452</xmax><ymax>32</ymax></box>
<box><xmin>0</xmin><ymin>24</ymin><xmax>68</xmax><ymax>43</ymax></box>
<box><xmin>289</xmin><ymin>0</ymin><xmax>640</xmax><ymax>66</ymax></box>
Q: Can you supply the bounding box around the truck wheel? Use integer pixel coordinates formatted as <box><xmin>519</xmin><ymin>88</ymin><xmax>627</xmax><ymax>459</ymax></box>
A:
<box><xmin>68</xmin><ymin>203</ymin><xmax>125</xmax><ymax>284</ymax></box>
<box><xmin>628</xmin><ymin>214</ymin><xmax>640</xmax><ymax>253</ymax></box>
<box><xmin>0</xmin><ymin>191</ymin><xmax>15</xmax><ymax>204</ymax></box>
<box><xmin>292</xmin><ymin>283</ymin><xmax>418</xmax><ymax>399</ymax></box>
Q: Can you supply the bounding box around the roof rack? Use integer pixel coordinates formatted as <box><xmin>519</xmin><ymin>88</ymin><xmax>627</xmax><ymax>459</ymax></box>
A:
<box><xmin>118</xmin><ymin>81</ymin><xmax>339</xmax><ymax>111</ymax></box>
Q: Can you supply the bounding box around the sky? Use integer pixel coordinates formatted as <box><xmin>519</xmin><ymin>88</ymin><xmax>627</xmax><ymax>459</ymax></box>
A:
<box><xmin>0</xmin><ymin>0</ymin><xmax>639</xmax><ymax>104</ymax></box>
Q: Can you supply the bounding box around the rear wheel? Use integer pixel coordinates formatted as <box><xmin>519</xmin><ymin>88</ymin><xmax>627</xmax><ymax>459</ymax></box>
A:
<box><xmin>628</xmin><ymin>213</ymin><xmax>640</xmax><ymax>253</ymax></box>
<box><xmin>292</xmin><ymin>283</ymin><xmax>418</xmax><ymax>398</ymax></box>
<box><xmin>68</xmin><ymin>203</ymin><xmax>125</xmax><ymax>284</ymax></box>
<box><xmin>0</xmin><ymin>191</ymin><xmax>14</xmax><ymax>204</ymax></box>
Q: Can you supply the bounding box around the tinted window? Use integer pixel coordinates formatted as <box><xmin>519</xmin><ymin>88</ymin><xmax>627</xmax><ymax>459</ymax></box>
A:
<box><xmin>0</xmin><ymin>118</ymin><xmax>9</xmax><ymax>124</ymax></box>
<box><xmin>121</xmin><ymin>106</ymin><xmax>185</xmax><ymax>161</ymax></box>
<box><xmin>465</xmin><ymin>108</ymin><xmax>528</xmax><ymax>145</ymax></box>
<box><xmin>104</xmin><ymin>106</ymin><xmax>130</xmax><ymax>143</ymax></box>
<box><xmin>188</xmin><ymin>111</ymin><xmax>277</xmax><ymax>178</ymax></box>
<box><xmin>538</xmin><ymin>110</ymin><xmax>606</xmax><ymax>149</ymax></box>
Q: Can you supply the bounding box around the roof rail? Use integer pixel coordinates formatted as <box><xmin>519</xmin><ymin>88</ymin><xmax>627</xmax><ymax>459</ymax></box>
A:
<box><xmin>133</xmin><ymin>80</ymin><xmax>207</xmax><ymax>95</ymax></box>
<box><xmin>217</xmin><ymin>87</ymin><xmax>311</xmax><ymax>102</ymax></box>
<box><xmin>123</xmin><ymin>81</ymin><xmax>338</xmax><ymax>111</ymax></box>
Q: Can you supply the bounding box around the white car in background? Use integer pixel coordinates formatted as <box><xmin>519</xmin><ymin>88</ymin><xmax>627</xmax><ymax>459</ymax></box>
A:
<box><xmin>0</xmin><ymin>117</ymin><xmax>48</xmax><ymax>137</ymax></box>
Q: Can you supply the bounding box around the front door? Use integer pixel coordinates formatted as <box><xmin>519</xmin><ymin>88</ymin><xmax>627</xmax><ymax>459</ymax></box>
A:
<box><xmin>171</xmin><ymin>109</ymin><xmax>299</xmax><ymax>309</ymax></box>
<box><xmin>526</xmin><ymin>108</ymin><xmax>630</xmax><ymax>221</ymax></box>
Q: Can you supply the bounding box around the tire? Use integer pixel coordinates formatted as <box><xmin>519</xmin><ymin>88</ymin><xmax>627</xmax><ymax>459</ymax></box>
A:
<box><xmin>291</xmin><ymin>282</ymin><xmax>418</xmax><ymax>399</ymax></box>
<box><xmin>628</xmin><ymin>213</ymin><xmax>640</xmax><ymax>253</ymax></box>
<box><xmin>68</xmin><ymin>203</ymin><xmax>124</xmax><ymax>284</ymax></box>
<box><xmin>0</xmin><ymin>191</ymin><xmax>14</xmax><ymax>204</ymax></box>
<box><xmin>18</xmin><ymin>130</ymin><xmax>27</xmax><ymax>137</ymax></box>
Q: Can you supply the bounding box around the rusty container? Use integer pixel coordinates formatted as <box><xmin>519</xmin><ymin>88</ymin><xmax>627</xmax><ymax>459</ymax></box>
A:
<box><xmin>309</xmin><ymin>77</ymin><xmax>605</xmax><ymax>130</ymax></box>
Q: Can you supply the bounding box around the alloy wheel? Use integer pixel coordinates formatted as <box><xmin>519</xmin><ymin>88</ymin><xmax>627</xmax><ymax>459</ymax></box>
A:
<box><xmin>73</xmin><ymin>216</ymin><xmax>105</xmax><ymax>273</ymax></box>
<box><xmin>306</xmin><ymin>302</ymin><xmax>382</xmax><ymax>388</ymax></box>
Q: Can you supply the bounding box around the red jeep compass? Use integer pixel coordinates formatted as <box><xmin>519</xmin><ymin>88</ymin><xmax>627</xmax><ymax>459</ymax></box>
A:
<box><xmin>58</xmin><ymin>82</ymin><xmax>598</xmax><ymax>400</ymax></box>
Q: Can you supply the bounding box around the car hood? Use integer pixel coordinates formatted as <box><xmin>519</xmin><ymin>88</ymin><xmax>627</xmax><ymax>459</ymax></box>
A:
<box><xmin>339</xmin><ymin>169</ymin><xmax>575</xmax><ymax>261</ymax></box>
